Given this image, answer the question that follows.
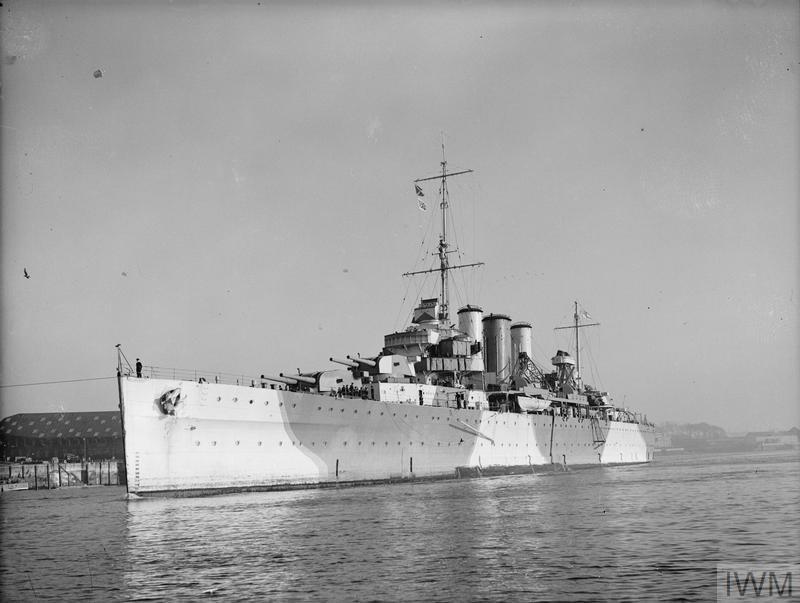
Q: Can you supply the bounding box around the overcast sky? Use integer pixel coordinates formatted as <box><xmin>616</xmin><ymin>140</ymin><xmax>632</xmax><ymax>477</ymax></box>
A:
<box><xmin>1</xmin><ymin>1</ymin><xmax>797</xmax><ymax>434</ymax></box>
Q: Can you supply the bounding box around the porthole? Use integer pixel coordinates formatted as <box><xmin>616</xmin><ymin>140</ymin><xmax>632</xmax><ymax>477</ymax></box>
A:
<box><xmin>195</xmin><ymin>441</ymin><xmax>200</xmax><ymax>446</ymax></box>
<box><xmin>258</xmin><ymin>441</ymin><xmax>262</xmax><ymax>446</ymax></box>
<box><xmin>292</xmin><ymin>403</ymin><xmax>296</xmax><ymax>408</ymax></box>
<box><xmin>279</xmin><ymin>402</ymin><xmax>283</xmax><ymax>407</ymax></box>
<box><xmin>318</xmin><ymin>406</ymin><xmax>322</xmax><ymax>411</ymax></box>
<box><xmin>279</xmin><ymin>441</ymin><xmax>283</xmax><ymax>446</ymax></box>
<box><xmin>264</xmin><ymin>400</ymin><xmax>269</xmax><ymax>406</ymax></box>
<box><xmin>217</xmin><ymin>396</ymin><xmax>222</xmax><ymax>401</ymax></box>
<box><xmin>211</xmin><ymin>441</ymin><xmax>217</xmax><ymax>446</ymax></box>
<box><xmin>249</xmin><ymin>400</ymin><xmax>253</xmax><ymax>405</ymax></box>
<box><xmin>233</xmin><ymin>397</ymin><xmax>238</xmax><ymax>403</ymax></box>
<box><xmin>235</xmin><ymin>440</ymin><xmax>240</xmax><ymax>446</ymax></box>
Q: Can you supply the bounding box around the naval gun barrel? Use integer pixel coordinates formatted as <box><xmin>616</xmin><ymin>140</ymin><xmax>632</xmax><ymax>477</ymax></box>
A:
<box><xmin>279</xmin><ymin>373</ymin><xmax>317</xmax><ymax>385</ymax></box>
<box><xmin>262</xmin><ymin>374</ymin><xmax>297</xmax><ymax>385</ymax></box>
<box><xmin>347</xmin><ymin>355</ymin><xmax>377</xmax><ymax>367</ymax></box>
<box><xmin>330</xmin><ymin>357</ymin><xmax>359</xmax><ymax>368</ymax></box>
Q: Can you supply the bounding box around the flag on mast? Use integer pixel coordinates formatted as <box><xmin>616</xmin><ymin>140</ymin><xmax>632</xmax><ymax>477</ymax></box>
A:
<box><xmin>415</xmin><ymin>183</ymin><xmax>427</xmax><ymax>211</ymax></box>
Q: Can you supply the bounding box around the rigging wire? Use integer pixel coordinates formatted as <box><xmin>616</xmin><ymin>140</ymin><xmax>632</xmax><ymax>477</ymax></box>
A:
<box><xmin>0</xmin><ymin>376</ymin><xmax>116</xmax><ymax>388</ymax></box>
<box><xmin>531</xmin><ymin>337</ymin><xmax>553</xmax><ymax>370</ymax></box>
<box><xmin>393</xmin><ymin>186</ymin><xmax>438</xmax><ymax>331</ymax></box>
<box><xmin>405</xmin><ymin>270</ymin><xmax>433</xmax><ymax>326</ymax></box>
<box><xmin>583</xmin><ymin>331</ymin><xmax>606</xmax><ymax>392</ymax></box>
<box><xmin>446</xmin><ymin>176</ymin><xmax>483</xmax><ymax>310</ymax></box>
<box><xmin>393</xmin><ymin>269</ymin><xmax>418</xmax><ymax>333</ymax></box>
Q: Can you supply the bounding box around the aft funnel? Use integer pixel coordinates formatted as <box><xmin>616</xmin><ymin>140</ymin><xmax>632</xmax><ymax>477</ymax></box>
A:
<box><xmin>511</xmin><ymin>322</ymin><xmax>533</xmax><ymax>360</ymax></box>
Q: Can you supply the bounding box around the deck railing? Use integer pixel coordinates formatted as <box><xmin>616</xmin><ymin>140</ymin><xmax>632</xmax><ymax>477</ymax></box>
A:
<box><xmin>124</xmin><ymin>365</ymin><xmax>263</xmax><ymax>387</ymax></box>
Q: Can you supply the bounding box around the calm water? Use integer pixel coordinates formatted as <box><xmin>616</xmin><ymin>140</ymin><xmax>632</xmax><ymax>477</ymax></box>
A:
<box><xmin>1</xmin><ymin>450</ymin><xmax>798</xmax><ymax>601</ymax></box>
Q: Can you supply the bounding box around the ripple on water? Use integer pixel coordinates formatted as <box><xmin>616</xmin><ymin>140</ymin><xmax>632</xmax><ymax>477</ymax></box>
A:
<box><xmin>0</xmin><ymin>450</ymin><xmax>798</xmax><ymax>600</ymax></box>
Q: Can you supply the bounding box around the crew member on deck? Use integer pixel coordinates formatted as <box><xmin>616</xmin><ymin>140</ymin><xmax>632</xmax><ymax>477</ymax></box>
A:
<box><xmin>136</xmin><ymin>358</ymin><xmax>142</xmax><ymax>378</ymax></box>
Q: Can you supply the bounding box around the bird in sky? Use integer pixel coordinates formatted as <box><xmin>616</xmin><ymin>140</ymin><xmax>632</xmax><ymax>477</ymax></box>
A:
<box><xmin>23</xmin><ymin>268</ymin><xmax>30</xmax><ymax>279</ymax></box>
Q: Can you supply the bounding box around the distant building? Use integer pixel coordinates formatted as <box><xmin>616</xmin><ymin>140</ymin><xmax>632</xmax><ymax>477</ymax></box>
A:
<box><xmin>653</xmin><ymin>421</ymin><xmax>800</xmax><ymax>453</ymax></box>
<box><xmin>0</xmin><ymin>411</ymin><xmax>123</xmax><ymax>461</ymax></box>
<box><xmin>745</xmin><ymin>427</ymin><xmax>799</xmax><ymax>450</ymax></box>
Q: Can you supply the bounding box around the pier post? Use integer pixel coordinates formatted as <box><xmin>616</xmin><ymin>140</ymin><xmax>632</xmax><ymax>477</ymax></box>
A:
<box><xmin>34</xmin><ymin>465</ymin><xmax>38</xmax><ymax>490</ymax></box>
<box><xmin>46</xmin><ymin>463</ymin><xmax>50</xmax><ymax>489</ymax></box>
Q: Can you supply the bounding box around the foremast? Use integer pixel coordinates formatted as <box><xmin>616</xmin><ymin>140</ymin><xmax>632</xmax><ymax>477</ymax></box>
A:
<box><xmin>404</xmin><ymin>143</ymin><xmax>483</xmax><ymax>323</ymax></box>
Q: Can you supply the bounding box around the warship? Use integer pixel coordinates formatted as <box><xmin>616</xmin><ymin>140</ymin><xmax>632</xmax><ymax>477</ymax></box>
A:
<box><xmin>117</xmin><ymin>151</ymin><xmax>655</xmax><ymax>497</ymax></box>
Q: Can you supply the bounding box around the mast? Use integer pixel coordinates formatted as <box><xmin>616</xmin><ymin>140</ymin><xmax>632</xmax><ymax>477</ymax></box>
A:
<box><xmin>404</xmin><ymin>142</ymin><xmax>482</xmax><ymax>323</ymax></box>
<box><xmin>554</xmin><ymin>301</ymin><xmax>600</xmax><ymax>387</ymax></box>
<box><xmin>574</xmin><ymin>301</ymin><xmax>580</xmax><ymax>377</ymax></box>
<box><xmin>439</xmin><ymin>142</ymin><xmax>448</xmax><ymax>322</ymax></box>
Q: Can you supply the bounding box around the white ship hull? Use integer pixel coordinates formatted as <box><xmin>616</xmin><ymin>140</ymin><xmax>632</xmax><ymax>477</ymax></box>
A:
<box><xmin>121</xmin><ymin>377</ymin><xmax>655</xmax><ymax>496</ymax></box>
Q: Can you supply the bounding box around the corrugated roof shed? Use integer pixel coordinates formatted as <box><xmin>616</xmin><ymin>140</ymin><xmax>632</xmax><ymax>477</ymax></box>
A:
<box><xmin>0</xmin><ymin>411</ymin><xmax>121</xmax><ymax>439</ymax></box>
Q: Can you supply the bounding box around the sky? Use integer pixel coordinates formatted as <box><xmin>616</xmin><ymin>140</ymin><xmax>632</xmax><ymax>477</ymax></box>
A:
<box><xmin>1</xmin><ymin>1</ymin><xmax>797</xmax><ymax>434</ymax></box>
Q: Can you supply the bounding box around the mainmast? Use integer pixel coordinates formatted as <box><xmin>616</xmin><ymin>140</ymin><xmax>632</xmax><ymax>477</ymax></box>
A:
<box><xmin>404</xmin><ymin>142</ymin><xmax>483</xmax><ymax>323</ymax></box>
<box><xmin>554</xmin><ymin>301</ymin><xmax>600</xmax><ymax>387</ymax></box>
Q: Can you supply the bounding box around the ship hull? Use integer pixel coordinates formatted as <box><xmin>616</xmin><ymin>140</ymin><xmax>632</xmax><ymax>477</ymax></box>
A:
<box><xmin>121</xmin><ymin>377</ymin><xmax>655</xmax><ymax>497</ymax></box>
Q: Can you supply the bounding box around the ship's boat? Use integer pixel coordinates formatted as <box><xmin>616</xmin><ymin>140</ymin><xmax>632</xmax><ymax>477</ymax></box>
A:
<box><xmin>117</xmin><ymin>151</ymin><xmax>656</xmax><ymax>497</ymax></box>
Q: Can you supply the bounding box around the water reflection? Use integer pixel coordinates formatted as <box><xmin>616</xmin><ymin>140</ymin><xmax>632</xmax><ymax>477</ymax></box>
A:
<box><xmin>123</xmin><ymin>488</ymin><xmax>325</xmax><ymax>600</ymax></box>
<box><xmin>1</xmin><ymin>451</ymin><xmax>797</xmax><ymax>601</ymax></box>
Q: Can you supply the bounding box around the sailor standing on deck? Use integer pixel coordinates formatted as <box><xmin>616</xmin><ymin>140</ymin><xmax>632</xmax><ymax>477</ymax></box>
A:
<box><xmin>136</xmin><ymin>358</ymin><xmax>142</xmax><ymax>378</ymax></box>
